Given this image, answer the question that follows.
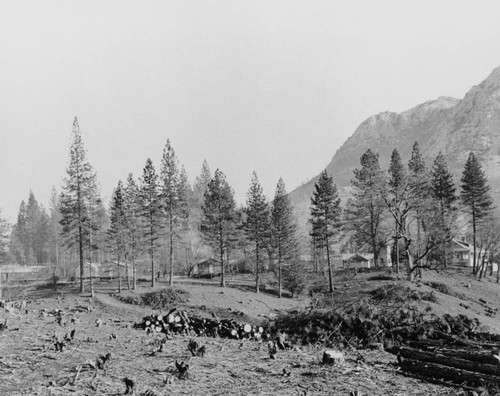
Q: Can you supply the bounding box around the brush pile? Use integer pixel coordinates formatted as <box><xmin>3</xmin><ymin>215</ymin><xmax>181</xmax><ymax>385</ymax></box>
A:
<box><xmin>276</xmin><ymin>298</ymin><xmax>500</xmax><ymax>349</ymax></box>
<box><xmin>133</xmin><ymin>308</ymin><xmax>269</xmax><ymax>341</ymax></box>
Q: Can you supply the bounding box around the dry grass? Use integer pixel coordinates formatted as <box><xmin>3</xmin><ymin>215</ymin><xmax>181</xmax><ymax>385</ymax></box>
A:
<box><xmin>0</xmin><ymin>286</ymin><xmax>463</xmax><ymax>396</ymax></box>
<box><xmin>1</xmin><ymin>267</ymin><xmax>499</xmax><ymax>395</ymax></box>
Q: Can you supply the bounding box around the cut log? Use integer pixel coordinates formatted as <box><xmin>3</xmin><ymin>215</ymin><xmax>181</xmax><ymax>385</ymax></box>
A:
<box><xmin>399</xmin><ymin>357</ymin><xmax>500</xmax><ymax>388</ymax></box>
<box><xmin>396</xmin><ymin>347</ymin><xmax>500</xmax><ymax>376</ymax></box>
<box><xmin>243</xmin><ymin>324</ymin><xmax>252</xmax><ymax>333</ymax></box>
<box><xmin>406</xmin><ymin>342</ymin><xmax>500</xmax><ymax>366</ymax></box>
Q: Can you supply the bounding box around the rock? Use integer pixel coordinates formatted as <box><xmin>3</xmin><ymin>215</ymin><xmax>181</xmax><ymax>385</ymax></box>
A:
<box><xmin>322</xmin><ymin>350</ymin><xmax>344</xmax><ymax>365</ymax></box>
<box><xmin>367</xmin><ymin>342</ymin><xmax>384</xmax><ymax>351</ymax></box>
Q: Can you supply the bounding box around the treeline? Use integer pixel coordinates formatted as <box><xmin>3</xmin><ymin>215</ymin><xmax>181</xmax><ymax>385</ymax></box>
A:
<box><xmin>8</xmin><ymin>118</ymin><xmax>300</xmax><ymax>296</ymax></box>
<box><xmin>309</xmin><ymin>142</ymin><xmax>498</xmax><ymax>292</ymax></box>
<box><xmin>5</xmin><ymin>119</ymin><xmax>500</xmax><ymax>296</ymax></box>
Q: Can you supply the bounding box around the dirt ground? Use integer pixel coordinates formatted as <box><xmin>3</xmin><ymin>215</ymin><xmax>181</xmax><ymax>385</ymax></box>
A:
<box><xmin>0</xmin><ymin>275</ymin><xmax>481</xmax><ymax>396</ymax></box>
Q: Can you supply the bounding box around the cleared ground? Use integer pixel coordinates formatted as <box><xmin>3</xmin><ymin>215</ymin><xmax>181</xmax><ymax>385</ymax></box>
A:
<box><xmin>0</xmin><ymin>268</ymin><xmax>498</xmax><ymax>396</ymax></box>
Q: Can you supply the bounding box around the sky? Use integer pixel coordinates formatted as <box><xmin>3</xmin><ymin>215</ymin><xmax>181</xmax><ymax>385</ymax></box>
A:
<box><xmin>1</xmin><ymin>0</ymin><xmax>500</xmax><ymax>223</ymax></box>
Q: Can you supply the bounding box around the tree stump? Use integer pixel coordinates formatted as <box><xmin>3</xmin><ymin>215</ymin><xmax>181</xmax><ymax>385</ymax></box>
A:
<box><xmin>322</xmin><ymin>350</ymin><xmax>344</xmax><ymax>365</ymax></box>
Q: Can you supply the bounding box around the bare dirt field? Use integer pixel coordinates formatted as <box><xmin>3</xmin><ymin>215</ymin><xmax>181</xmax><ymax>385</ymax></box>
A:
<box><xmin>0</xmin><ymin>270</ymin><xmax>498</xmax><ymax>396</ymax></box>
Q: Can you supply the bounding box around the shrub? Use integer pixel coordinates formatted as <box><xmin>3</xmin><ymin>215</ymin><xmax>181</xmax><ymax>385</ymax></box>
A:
<box><xmin>367</xmin><ymin>274</ymin><xmax>395</xmax><ymax>281</ymax></box>
<box><xmin>371</xmin><ymin>284</ymin><xmax>437</xmax><ymax>303</ymax></box>
<box><xmin>428</xmin><ymin>281</ymin><xmax>451</xmax><ymax>295</ymax></box>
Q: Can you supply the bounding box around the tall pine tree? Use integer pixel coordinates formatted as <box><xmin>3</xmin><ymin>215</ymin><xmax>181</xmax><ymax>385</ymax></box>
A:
<box><xmin>271</xmin><ymin>178</ymin><xmax>297</xmax><ymax>298</ymax></box>
<box><xmin>108</xmin><ymin>180</ymin><xmax>127</xmax><ymax>293</ymax></box>
<box><xmin>201</xmin><ymin>169</ymin><xmax>236</xmax><ymax>288</ymax></box>
<box><xmin>244</xmin><ymin>172</ymin><xmax>270</xmax><ymax>294</ymax></box>
<box><xmin>385</xmin><ymin>149</ymin><xmax>410</xmax><ymax>274</ymax></box>
<box><xmin>139</xmin><ymin>158</ymin><xmax>162</xmax><ymax>287</ymax></box>
<box><xmin>430</xmin><ymin>152</ymin><xmax>457</xmax><ymax>268</ymax></box>
<box><xmin>124</xmin><ymin>173</ymin><xmax>142</xmax><ymax>289</ymax></box>
<box><xmin>48</xmin><ymin>187</ymin><xmax>63</xmax><ymax>274</ymax></box>
<box><xmin>84</xmin><ymin>167</ymin><xmax>105</xmax><ymax>297</ymax></box>
<box><xmin>460</xmin><ymin>152</ymin><xmax>493</xmax><ymax>274</ymax></box>
<box><xmin>344</xmin><ymin>149</ymin><xmax>387</xmax><ymax>266</ymax></box>
<box><xmin>310</xmin><ymin>170</ymin><xmax>341</xmax><ymax>293</ymax></box>
<box><xmin>408</xmin><ymin>142</ymin><xmax>429</xmax><ymax>271</ymax></box>
<box><xmin>60</xmin><ymin>117</ymin><xmax>100</xmax><ymax>293</ymax></box>
<box><xmin>10</xmin><ymin>201</ymin><xmax>28</xmax><ymax>265</ymax></box>
<box><xmin>160</xmin><ymin>140</ymin><xmax>180</xmax><ymax>286</ymax></box>
<box><xmin>0</xmin><ymin>210</ymin><xmax>9</xmax><ymax>298</ymax></box>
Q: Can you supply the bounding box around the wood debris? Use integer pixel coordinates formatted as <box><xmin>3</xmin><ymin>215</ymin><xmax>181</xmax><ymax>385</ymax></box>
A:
<box><xmin>134</xmin><ymin>309</ymin><xmax>270</xmax><ymax>341</ymax></box>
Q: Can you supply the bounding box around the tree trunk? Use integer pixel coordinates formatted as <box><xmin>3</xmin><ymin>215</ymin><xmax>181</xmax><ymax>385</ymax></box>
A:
<box><xmin>406</xmin><ymin>252</ymin><xmax>414</xmax><ymax>282</ymax></box>
<box><xmin>394</xmin><ymin>236</ymin><xmax>400</xmax><ymax>275</ymax></box>
<box><xmin>219</xmin><ymin>223</ymin><xmax>225</xmax><ymax>288</ymax></box>
<box><xmin>278</xmin><ymin>251</ymin><xmax>282</xmax><ymax>299</ymax></box>
<box><xmin>150</xmin><ymin>219</ymin><xmax>155</xmax><ymax>288</ymax></box>
<box><xmin>169</xmin><ymin>212</ymin><xmax>174</xmax><ymax>287</ymax></box>
<box><xmin>472</xmin><ymin>209</ymin><xmax>477</xmax><ymax>275</ymax></box>
<box><xmin>255</xmin><ymin>244</ymin><xmax>260</xmax><ymax>293</ymax></box>
<box><xmin>79</xmin><ymin>223</ymin><xmax>84</xmax><ymax>293</ymax></box>
<box><xmin>125</xmin><ymin>259</ymin><xmax>130</xmax><ymax>290</ymax></box>
<box><xmin>132</xmin><ymin>258</ymin><xmax>136</xmax><ymax>290</ymax></box>
<box><xmin>325</xmin><ymin>237</ymin><xmax>333</xmax><ymax>293</ymax></box>
<box><xmin>479</xmin><ymin>255</ymin><xmax>487</xmax><ymax>279</ymax></box>
<box><xmin>118</xmin><ymin>248</ymin><xmax>122</xmax><ymax>294</ymax></box>
<box><xmin>372</xmin><ymin>235</ymin><xmax>379</xmax><ymax>268</ymax></box>
<box><xmin>89</xmin><ymin>263</ymin><xmax>94</xmax><ymax>298</ymax></box>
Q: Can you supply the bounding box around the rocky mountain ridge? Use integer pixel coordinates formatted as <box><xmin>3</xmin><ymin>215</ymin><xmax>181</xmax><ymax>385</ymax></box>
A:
<box><xmin>290</xmin><ymin>66</ymin><xmax>500</xmax><ymax>237</ymax></box>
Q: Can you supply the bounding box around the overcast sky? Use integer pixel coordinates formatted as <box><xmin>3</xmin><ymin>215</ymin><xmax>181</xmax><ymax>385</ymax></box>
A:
<box><xmin>1</xmin><ymin>0</ymin><xmax>500</xmax><ymax>223</ymax></box>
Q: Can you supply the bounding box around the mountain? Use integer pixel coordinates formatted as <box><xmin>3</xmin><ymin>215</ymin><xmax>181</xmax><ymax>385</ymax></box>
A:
<box><xmin>290</xmin><ymin>66</ymin><xmax>500</xmax><ymax>237</ymax></box>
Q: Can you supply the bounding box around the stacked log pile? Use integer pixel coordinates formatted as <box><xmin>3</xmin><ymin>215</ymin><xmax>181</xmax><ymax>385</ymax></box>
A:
<box><xmin>133</xmin><ymin>309</ymin><xmax>269</xmax><ymax>341</ymax></box>
<box><xmin>392</xmin><ymin>338</ymin><xmax>500</xmax><ymax>390</ymax></box>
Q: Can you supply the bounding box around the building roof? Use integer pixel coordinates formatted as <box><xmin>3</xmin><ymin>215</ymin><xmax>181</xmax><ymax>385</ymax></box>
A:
<box><xmin>342</xmin><ymin>254</ymin><xmax>369</xmax><ymax>262</ymax></box>
<box><xmin>451</xmin><ymin>238</ymin><xmax>472</xmax><ymax>251</ymax></box>
<box><xmin>0</xmin><ymin>265</ymin><xmax>50</xmax><ymax>273</ymax></box>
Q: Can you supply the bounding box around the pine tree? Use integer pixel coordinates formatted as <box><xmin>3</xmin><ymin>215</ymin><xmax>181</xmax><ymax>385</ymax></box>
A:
<box><xmin>85</xmin><ymin>177</ymin><xmax>105</xmax><ymax>297</ymax></box>
<box><xmin>344</xmin><ymin>149</ymin><xmax>387</xmax><ymax>266</ymax></box>
<box><xmin>201</xmin><ymin>169</ymin><xmax>236</xmax><ymax>288</ymax></box>
<box><xmin>0</xmin><ymin>210</ymin><xmax>9</xmax><ymax>264</ymax></box>
<box><xmin>108</xmin><ymin>180</ymin><xmax>127</xmax><ymax>293</ymax></box>
<box><xmin>11</xmin><ymin>201</ymin><xmax>28</xmax><ymax>265</ymax></box>
<box><xmin>59</xmin><ymin>117</ymin><xmax>100</xmax><ymax>293</ymax></box>
<box><xmin>48</xmin><ymin>187</ymin><xmax>63</xmax><ymax>275</ymax></box>
<box><xmin>10</xmin><ymin>192</ymin><xmax>50</xmax><ymax>266</ymax></box>
<box><xmin>26</xmin><ymin>191</ymin><xmax>41</xmax><ymax>263</ymax></box>
<box><xmin>407</xmin><ymin>142</ymin><xmax>430</xmax><ymax>271</ymax></box>
<box><xmin>244</xmin><ymin>172</ymin><xmax>270</xmax><ymax>293</ymax></box>
<box><xmin>193</xmin><ymin>160</ymin><xmax>212</xmax><ymax>211</ymax></box>
<box><xmin>124</xmin><ymin>173</ymin><xmax>141</xmax><ymax>289</ymax></box>
<box><xmin>176</xmin><ymin>166</ymin><xmax>193</xmax><ymax>274</ymax></box>
<box><xmin>139</xmin><ymin>158</ymin><xmax>162</xmax><ymax>287</ymax></box>
<box><xmin>187</xmin><ymin>160</ymin><xmax>212</xmax><ymax>268</ymax></box>
<box><xmin>178</xmin><ymin>166</ymin><xmax>191</xmax><ymax>222</ymax></box>
<box><xmin>430</xmin><ymin>152</ymin><xmax>457</xmax><ymax>268</ymax></box>
<box><xmin>310</xmin><ymin>170</ymin><xmax>341</xmax><ymax>293</ymax></box>
<box><xmin>271</xmin><ymin>178</ymin><xmax>297</xmax><ymax>298</ymax></box>
<box><xmin>460</xmin><ymin>152</ymin><xmax>493</xmax><ymax>274</ymax></box>
<box><xmin>160</xmin><ymin>140</ymin><xmax>180</xmax><ymax>286</ymax></box>
<box><xmin>385</xmin><ymin>149</ymin><xmax>410</xmax><ymax>274</ymax></box>
<box><xmin>0</xmin><ymin>209</ymin><xmax>9</xmax><ymax>298</ymax></box>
